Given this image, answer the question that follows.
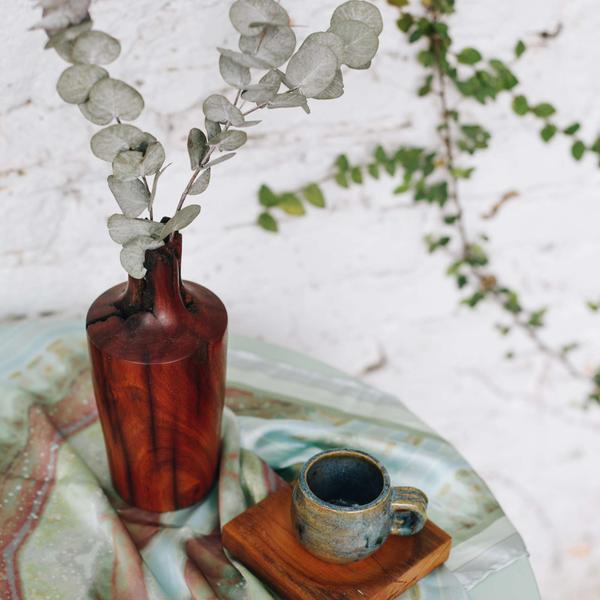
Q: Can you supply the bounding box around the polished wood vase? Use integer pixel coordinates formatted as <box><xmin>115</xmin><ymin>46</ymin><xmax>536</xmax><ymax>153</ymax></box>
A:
<box><xmin>86</xmin><ymin>234</ymin><xmax>227</xmax><ymax>512</ymax></box>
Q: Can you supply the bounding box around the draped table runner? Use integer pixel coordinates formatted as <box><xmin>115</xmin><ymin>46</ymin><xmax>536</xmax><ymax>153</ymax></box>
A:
<box><xmin>0</xmin><ymin>319</ymin><xmax>540</xmax><ymax>599</ymax></box>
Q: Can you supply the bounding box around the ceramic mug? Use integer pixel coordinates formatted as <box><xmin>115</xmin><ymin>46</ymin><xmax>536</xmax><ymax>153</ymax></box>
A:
<box><xmin>291</xmin><ymin>448</ymin><xmax>428</xmax><ymax>563</ymax></box>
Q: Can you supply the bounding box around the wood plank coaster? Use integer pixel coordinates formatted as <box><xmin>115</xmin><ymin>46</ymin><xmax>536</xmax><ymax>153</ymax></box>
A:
<box><xmin>222</xmin><ymin>485</ymin><xmax>452</xmax><ymax>599</ymax></box>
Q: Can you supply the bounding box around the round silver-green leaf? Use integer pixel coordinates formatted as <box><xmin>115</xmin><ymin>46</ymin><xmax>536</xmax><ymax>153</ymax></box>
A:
<box><xmin>300</xmin><ymin>32</ymin><xmax>345</xmax><ymax>66</ymax></box>
<box><xmin>90</xmin><ymin>124</ymin><xmax>147</xmax><ymax>162</ymax></box>
<box><xmin>56</xmin><ymin>64</ymin><xmax>108</xmax><ymax>104</ymax></box>
<box><xmin>140</xmin><ymin>142</ymin><xmax>165</xmax><ymax>176</ymax></box>
<box><xmin>45</xmin><ymin>20</ymin><xmax>93</xmax><ymax>49</ymax></box>
<box><xmin>330</xmin><ymin>1</ymin><xmax>383</xmax><ymax>36</ymax></box>
<box><xmin>187</xmin><ymin>128</ymin><xmax>208</xmax><ymax>170</ymax></box>
<box><xmin>285</xmin><ymin>45</ymin><xmax>337</xmax><ymax>97</ymax></box>
<box><xmin>217</xmin><ymin>47</ymin><xmax>271</xmax><ymax>69</ymax></box>
<box><xmin>239</xmin><ymin>25</ymin><xmax>296</xmax><ymax>68</ymax></box>
<box><xmin>329</xmin><ymin>20</ymin><xmax>379</xmax><ymax>69</ymax></box>
<box><xmin>78</xmin><ymin>100</ymin><xmax>112</xmax><ymax>125</ymax></box>
<box><xmin>107</xmin><ymin>175</ymin><xmax>150</xmax><ymax>217</ymax></box>
<box><xmin>159</xmin><ymin>205</ymin><xmax>202</xmax><ymax>239</ymax></box>
<box><xmin>205</xmin><ymin>119</ymin><xmax>221</xmax><ymax>140</ymax></box>
<box><xmin>108</xmin><ymin>214</ymin><xmax>162</xmax><ymax>244</ymax></box>
<box><xmin>229</xmin><ymin>0</ymin><xmax>289</xmax><ymax>36</ymax></box>
<box><xmin>313</xmin><ymin>69</ymin><xmax>344</xmax><ymax>100</ymax></box>
<box><xmin>120</xmin><ymin>235</ymin><xmax>165</xmax><ymax>279</ymax></box>
<box><xmin>189</xmin><ymin>169</ymin><xmax>211</xmax><ymax>195</ymax></box>
<box><xmin>88</xmin><ymin>78</ymin><xmax>144</xmax><ymax>122</ymax></box>
<box><xmin>268</xmin><ymin>90</ymin><xmax>309</xmax><ymax>109</ymax></box>
<box><xmin>219</xmin><ymin>55</ymin><xmax>251</xmax><ymax>89</ymax></box>
<box><xmin>208</xmin><ymin>130</ymin><xmax>247</xmax><ymax>151</ymax></box>
<box><xmin>112</xmin><ymin>150</ymin><xmax>144</xmax><ymax>180</ymax></box>
<box><xmin>203</xmin><ymin>94</ymin><xmax>244</xmax><ymax>126</ymax></box>
<box><xmin>71</xmin><ymin>30</ymin><xmax>121</xmax><ymax>65</ymax></box>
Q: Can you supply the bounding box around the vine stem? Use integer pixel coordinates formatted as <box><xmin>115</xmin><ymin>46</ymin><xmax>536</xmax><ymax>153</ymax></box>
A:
<box><xmin>429</xmin><ymin>11</ymin><xmax>585</xmax><ymax>381</ymax></box>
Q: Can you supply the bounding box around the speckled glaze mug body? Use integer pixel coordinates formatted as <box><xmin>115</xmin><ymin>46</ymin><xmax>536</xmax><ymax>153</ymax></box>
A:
<box><xmin>291</xmin><ymin>448</ymin><xmax>428</xmax><ymax>564</ymax></box>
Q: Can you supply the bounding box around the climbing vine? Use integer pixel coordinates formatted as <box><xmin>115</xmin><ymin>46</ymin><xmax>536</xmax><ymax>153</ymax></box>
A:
<box><xmin>255</xmin><ymin>0</ymin><xmax>600</xmax><ymax>404</ymax></box>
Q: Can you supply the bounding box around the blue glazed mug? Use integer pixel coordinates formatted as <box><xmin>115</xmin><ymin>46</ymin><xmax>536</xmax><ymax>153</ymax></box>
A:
<box><xmin>291</xmin><ymin>448</ymin><xmax>428</xmax><ymax>563</ymax></box>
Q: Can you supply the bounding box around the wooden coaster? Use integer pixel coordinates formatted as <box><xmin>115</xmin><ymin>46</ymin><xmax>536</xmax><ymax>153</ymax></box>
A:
<box><xmin>222</xmin><ymin>486</ymin><xmax>451</xmax><ymax>599</ymax></box>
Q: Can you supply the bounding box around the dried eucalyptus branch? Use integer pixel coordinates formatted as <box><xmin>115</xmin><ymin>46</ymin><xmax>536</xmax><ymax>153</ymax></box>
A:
<box><xmin>36</xmin><ymin>0</ymin><xmax>383</xmax><ymax>278</ymax></box>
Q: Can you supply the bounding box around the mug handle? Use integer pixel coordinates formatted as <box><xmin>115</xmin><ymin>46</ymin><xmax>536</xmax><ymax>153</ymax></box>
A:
<box><xmin>390</xmin><ymin>486</ymin><xmax>428</xmax><ymax>536</ymax></box>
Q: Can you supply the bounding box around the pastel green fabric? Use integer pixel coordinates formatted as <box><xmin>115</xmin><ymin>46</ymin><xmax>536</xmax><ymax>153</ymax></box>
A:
<box><xmin>0</xmin><ymin>319</ymin><xmax>540</xmax><ymax>599</ymax></box>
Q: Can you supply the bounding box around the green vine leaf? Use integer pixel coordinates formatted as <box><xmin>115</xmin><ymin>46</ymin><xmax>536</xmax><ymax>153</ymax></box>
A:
<box><xmin>71</xmin><ymin>30</ymin><xmax>121</xmax><ymax>65</ymax></box>
<box><xmin>107</xmin><ymin>176</ymin><xmax>150</xmax><ymax>218</ymax></box>
<box><xmin>258</xmin><ymin>211</ymin><xmax>278</xmax><ymax>231</ymax></box>
<box><xmin>571</xmin><ymin>140</ymin><xmax>586</xmax><ymax>161</ymax></box>
<box><xmin>330</xmin><ymin>1</ymin><xmax>384</xmax><ymax>36</ymax></box>
<box><xmin>56</xmin><ymin>64</ymin><xmax>108</xmax><ymax>104</ymax></box>
<box><xmin>512</xmin><ymin>95</ymin><xmax>529</xmax><ymax>116</ymax></box>
<box><xmin>159</xmin><ymin>205</ymin><xmax>202</xmax><ymax>239</ymax></box>
<box><xmin>457</xmin><ymin>47</ymin><xmax>482</xmax><ymax>65</ymax></box>
<box><xmin>540</xmin><ymin>123</ymin><xmax>557</xmax><ymax>142</ymax></box>
<box><xmin>258</xmin><ymin>184</ymin><xmax>279</xmax><ymax>207</ymax></box>
<box><xmin>229</xmin><ymin>0</ymin><xmax>289</xmax><ymax>37</ymax></box>
<box><xmin>189</xmin><ymin>169</ymin><xmax>211</xmax><ymax>195</ymax></box>
<box><xmin>203</xmin><ymin>94</ymin><xmax>245</xmax><ymax>126</ymax></box>
<box><xmin>514</xmin><ymin>40</ymin><xmax>526</xmax><ymax>58</ymax></box>
<box><xmin>285</xmin><ymin>45</ymin><xmax>338</xmax><ymax>98</ymax></box>
<box><xmin>279</xmin><ymin>192</ymin><xmax>305</xmax><ymax>215</ymax></box>
<box><xmin>329</xmin><ymin>19</ymin><xmax>379</xmax><ymax>69</ymax></box>
<box><xmin>563</xmin><ymin>122</ymin><xmax>581</xmax><ymax>136</ymax></box>
<box><xmin>531</xmin><ymin>102</ymin><xmax>556</xmax><ymax>118</ymax></box>
<box><xmin>303</xmin><ymin>183</ymin><xmax>325</xmax><ymax>207</ymax></box>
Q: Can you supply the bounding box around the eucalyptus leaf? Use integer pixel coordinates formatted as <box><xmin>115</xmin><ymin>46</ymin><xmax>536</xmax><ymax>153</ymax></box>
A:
<box><xmin>330</xmin><ymin>1</ymin><xmax>383</xmax><ymax>36</ymax></box>
<box><xmin>71</xmin><ymin>30</ymin><xmax>121</xmax><ymax>64</ymax></box>
<box><xmin>229</xmin><ymin>0</ymin><xmax>289</xmax><ymax>37</ymax></box>
<box><xmin>107</xmin><ymin>214</ymin><xmax>161</xmax><ymax>244</ymax></box>
<box><xmin>159</xmin><ymin>205</ymin><xmax>202</xmax><ymax>239</ymax></box>
<box><xmin>242</xmin><ymin>83</ymin><xmax>278</xmax><ymax>103</ymax></box>
<box><xmin>189</xmin><ymin>169</ymin><xmax>211</xmax><ymax>195</ymax></box>
<box><xmin>56</xmin><ymin>64</ymin><xmax>108</xmax><ymax>104</ymax></box>
<box><xmin>203</xmin><ymin>94</ymin><xmax>244</xmax><ymax>126</ymax></box>
<box><xmin>78</xmin><ymin>99</ymin><xmax>112</xmax><ymax>125</ymax></box>
<box><xmin>219</xmin><ymin>55</ymin><xmax>251</xmax><ymax>89</ymax></box>
<box><xmin>239</xmin><ymin>25</ymin><xmax>296</xmax><ymax>68</ymax></box>
<box><xmin>87</xmin><ymin>78</ymin><xmax>144</xmax><ymax>122</ymax></box>
<box><xmin>217</xmin><ymin>48</ymin><xmax>272</xmax><ymax>69</ymax></box>
<box><xmin>90</xmin><ymin>124</ymin><xmax>148</xmax><ymax>161</ymax></box>
<box><xmin>205</xmin><ymin>119</ymin><xmax>221</xmax><ymax>140</ymax></box>
<box><xmin>187</xmin><ymin>128</ymin><xmax>208</xmax><ymax>170</ymax></box>
<box><xmin>285</xmin><ymin>45</ymin><xmax>337</xmax><ymax>97</ymax></box>
<box><xmin>45</xmin><ymin>20</ymin><xmax>92</xmax><ymax>49</ymax></box>
<box><xmin>329</xmin><ymin>19</ymin><xmax>379</xmax><ymax>69</ymax></box>
<box><xmin>208</xmin><ymin>130</ymin><xmax>247</xmax><ymax>151</ymax></box>
<box><xmin>313</xmin><ymin>69</ymin><xmax>344</xmax><ymax>100</ymax></box>
<box><xmin>107</xmin><ymin>175</ymin><xmax>150</xmax><ymax>217</ymax></box>
<box><xmin>140</xmin><ymin>142</ymin><xmax>165</xmax><ymax>176</ymax></box>
<box><xmin>268</xmin><ymin>90</ymin><xmax>309</xmax><ymax>110</ymax></box>
<box><xmin>203</xmin><ymin>153</ymin><xmax>236</xmax><ymax>169</ymax></box>
<box><xmin>300</xmin><ymin>32</ymin><xmax>345</xmax><ymax>66</ymax></box>
<box><xmin>120</xmin><ymin>235</ymin><xmax>164</xmax><ymax>279</ymax></box>
<box><xmin>112</xmin><ymin>150</ymin><xmax>144</xmax><ymax>180</ymax></box>
<box><xmin>236</xmin><ymin>119</ymin><xmax>262</xmax><ymax>127</ymax></box>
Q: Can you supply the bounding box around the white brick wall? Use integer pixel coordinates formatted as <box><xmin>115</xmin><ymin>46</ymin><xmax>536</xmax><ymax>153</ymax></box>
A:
<box><xmin>2</xmin><ymin>1</ymin><xmax>600</xmax><ymax>597</ymax></box>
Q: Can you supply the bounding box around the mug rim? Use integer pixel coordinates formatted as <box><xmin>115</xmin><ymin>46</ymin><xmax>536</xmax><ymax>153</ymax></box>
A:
<box><xmin>298</xmin><ymin>448</ymin><xmax>391</xmax><ymax>513</ymax></box>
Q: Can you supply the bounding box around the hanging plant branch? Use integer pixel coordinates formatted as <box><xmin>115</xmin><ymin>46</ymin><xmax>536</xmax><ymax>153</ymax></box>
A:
<box><xmin>36</xmin><ymin>0</ymin><xmax>383</xmax><ymax>278</ymax></box>
<box><xmin>253</xmin><ymin>0</ymin><xmax>600</xmax><ymax>404</ymax></box>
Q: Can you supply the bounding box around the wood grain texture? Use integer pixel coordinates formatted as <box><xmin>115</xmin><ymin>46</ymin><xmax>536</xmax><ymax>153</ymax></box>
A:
<box><xmin>222</xmin><ymin>486</ymin><xmax>451</xmax><ymax>599</ymax></box>
<box><xmin>86</xmin><ymin>234</ymin><xmax>227</xmax><ymax>512</ymax></box>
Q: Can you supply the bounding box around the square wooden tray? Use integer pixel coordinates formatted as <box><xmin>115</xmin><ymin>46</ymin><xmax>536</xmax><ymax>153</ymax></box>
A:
<box><xmin>222</xmin><ymin>485</ymin><xmax>451</xmax><ymax>599</ymax></box>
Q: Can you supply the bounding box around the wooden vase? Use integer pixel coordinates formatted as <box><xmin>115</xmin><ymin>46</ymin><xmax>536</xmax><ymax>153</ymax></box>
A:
<box><xmin>86</xmin><ymin>233</ymin><xmax>227</xmax><ymax>512</ymax></box>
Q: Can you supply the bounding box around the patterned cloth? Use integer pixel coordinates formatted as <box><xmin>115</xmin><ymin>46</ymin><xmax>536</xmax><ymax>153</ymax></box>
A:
<box><xmin>0</xmin><ymin>319</ymin><xmax>539</xmax><ymax>599</ymax></box>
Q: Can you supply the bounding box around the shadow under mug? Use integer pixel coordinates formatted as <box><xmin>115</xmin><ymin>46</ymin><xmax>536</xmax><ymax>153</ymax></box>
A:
<box><xmin>291</xmin><ymin>448</ymin><xmax>428</xmax><ymax>563</ymax></box>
